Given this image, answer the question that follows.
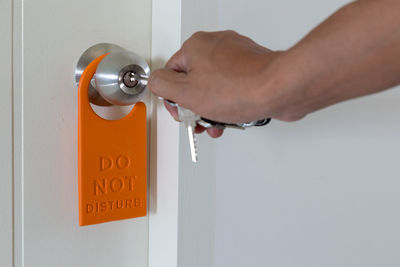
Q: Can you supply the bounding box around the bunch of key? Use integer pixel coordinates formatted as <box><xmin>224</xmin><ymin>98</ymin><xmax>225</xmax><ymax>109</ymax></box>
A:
<box><xmin>164</xmin><ymin>99</ymin><xmax>270</xmax><ymax>163</ymax></box>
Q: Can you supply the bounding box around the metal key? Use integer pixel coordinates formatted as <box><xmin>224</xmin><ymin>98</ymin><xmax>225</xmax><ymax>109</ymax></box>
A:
<box><xmin>177</xmin><ymin>106</ymin><xmax>201</xmax><ymax>163</ymax></box>
<box><xmin>162</xmin><ymin>98</ymin><xmax>271</xmax><ymax>163</ymax></box>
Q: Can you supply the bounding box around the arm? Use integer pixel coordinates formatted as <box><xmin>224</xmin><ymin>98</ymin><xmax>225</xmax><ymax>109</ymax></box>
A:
<box><xmin>148</xmin><ymin>0</ymin><xmax>400</xmax><ymax>136</ymax></box>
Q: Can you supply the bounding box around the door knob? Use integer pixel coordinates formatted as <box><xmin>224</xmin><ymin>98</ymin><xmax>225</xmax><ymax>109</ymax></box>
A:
<box><xmin>75</xmin><ymin>43</ymin><xmax>150</xmax><ymax>106</ymax></box>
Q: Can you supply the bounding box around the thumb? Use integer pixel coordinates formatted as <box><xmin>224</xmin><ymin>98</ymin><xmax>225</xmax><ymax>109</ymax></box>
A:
<box><xmin>148</xmin><ymin>68</ymin><xmax>189</xmax><ymax>103</ymax></box>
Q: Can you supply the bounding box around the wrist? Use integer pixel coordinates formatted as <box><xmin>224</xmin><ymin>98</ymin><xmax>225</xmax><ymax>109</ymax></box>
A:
<box><xmin>254</xmin><ymin>50</ymin><xmax>309</xmax><ymax>120</ymax></box>
<box><xmin>257</xmin><ymin>47</ymin><xmax>341</xmax><ymax>121</ymax></box>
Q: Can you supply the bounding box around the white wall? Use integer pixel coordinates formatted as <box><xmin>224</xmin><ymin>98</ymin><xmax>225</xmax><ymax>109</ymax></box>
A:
<box><xmin>214</xmin><ymin>1</ymin><xmax>400</xmax><ymax>267</ymax></box>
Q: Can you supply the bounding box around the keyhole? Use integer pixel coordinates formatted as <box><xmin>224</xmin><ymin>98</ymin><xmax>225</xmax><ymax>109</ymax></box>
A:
<box><xmin>123</xmin><ymin>71</ymin><xmax>139</xmax><ymax>88</ymax></box>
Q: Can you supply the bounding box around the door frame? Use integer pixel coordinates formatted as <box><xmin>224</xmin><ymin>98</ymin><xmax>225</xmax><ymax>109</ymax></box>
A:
<box><xmin>148</xmin><ymin>1</ymin><xmax>182</xmax><ymax>266</ymax></box>
<box><xmin>149</xmin><ymin>1</ymin><xmax>218</xmax><ymax>267</ymax></box>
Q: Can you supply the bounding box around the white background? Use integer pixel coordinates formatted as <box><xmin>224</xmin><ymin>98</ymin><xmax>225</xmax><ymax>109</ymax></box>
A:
<box><xmin>213</xmin><ymin>0</ymin><xmax>400</xmax><ymax>266</ymax></box>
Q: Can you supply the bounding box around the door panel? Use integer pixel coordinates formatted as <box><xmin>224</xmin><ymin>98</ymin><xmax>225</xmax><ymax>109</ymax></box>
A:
<box><xmin>14</xmin><ymin>0</ymin><xmax>151</xmax><ymax>266</ymax></box>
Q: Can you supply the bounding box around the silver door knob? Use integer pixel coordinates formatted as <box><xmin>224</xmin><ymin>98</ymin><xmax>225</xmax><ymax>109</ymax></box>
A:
<box><xmin>75</xmin><ymin>43</ymin><xmax>150</xmax><ymax>106</ymax></box>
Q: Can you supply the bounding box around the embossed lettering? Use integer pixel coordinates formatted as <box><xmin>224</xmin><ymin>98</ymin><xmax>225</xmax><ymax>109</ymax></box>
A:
<box><xmin>93</xmin><ymin>176</ymin><xmax>136</xmax><ymax>195</ymax></box>
<box><xmin>135</xmin><ymin>198</ymin><xmax>144</xmax><ymax>207</ymax></box>
<box><xmin>99</xmin><ymin>155</ymin><xmax>131</xmax><ymax>171</ymax></box>
<box><xmin>94</xmin><ymin>179</ymin><xmax>107</xmax><ymax>195</ymax></box>
<box><xmin>86</xmin><ymin>204</ymin><xmax>94</xmax><ymax>213</ymax></box>
<box><xmin>100</xmin><ymin>201</ymin><xmax>107</xmax><ymax>212</ymax></box>
<box><xmin>100</xmin><ymin>156</ymin><xmax>113</xmax><ymax>171</ymax></box>
<box><xmin>126</xmin><ymin>199</ymin><xmax>133</xmax><ymax>208</ymax></box>
<box><xmin>85</xmin><ymin>198</ymin><xmax>144</xmax><ymax>214</ymax></box>
<box><xmin>124</xmin><ymin>176</ymin><xmax>135</xmax><ymax>191</ymax></box>
<box><xmin>110</xmin><ymin>177</ymin><xmax>124</xmax><ymax>193</ymax></box>
<box><xmin>116</xmin><ymin>155</ymin><xmax>130</xmax><ymax>169</ymax></box>
<box><xmin>116</xmin><ymin>200</ymin><xmax>123</xmax><ymax>209</ymax></box>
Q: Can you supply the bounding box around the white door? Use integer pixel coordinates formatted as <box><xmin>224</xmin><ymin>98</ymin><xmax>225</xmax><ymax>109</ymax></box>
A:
<box><xmin>11</xmin><ymin>0</ymin><xmax>152</xmax><ymax>266</ymax></box>
<box><xmin>1</xmin><ymin>0</ymin><xmax>213</xmax><ymax>266</ymax></box>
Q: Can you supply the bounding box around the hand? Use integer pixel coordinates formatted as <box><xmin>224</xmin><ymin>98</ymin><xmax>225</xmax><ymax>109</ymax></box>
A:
<box><xmin>148</xmin><ymin>30</ymin><xmax>282</xmax><ymax>138</ymax></box>
<box><xmin>149</xmin><ymin>1</ymin><xmax>400</xmax><ymax>138</ymax></box>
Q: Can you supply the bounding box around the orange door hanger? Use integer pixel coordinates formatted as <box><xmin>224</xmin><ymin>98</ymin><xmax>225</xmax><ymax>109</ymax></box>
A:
<box><xmin>78</xmin><ymin>54</ymin><xmax>147</xmax><ymax>226</ymax></box>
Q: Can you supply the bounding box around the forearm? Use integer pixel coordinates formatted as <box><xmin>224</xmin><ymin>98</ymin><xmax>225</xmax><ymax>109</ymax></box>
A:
<box><xmin>264</xmin><ymin>0</ymin><xmax>400</xmax><ymax>120</ymax></box>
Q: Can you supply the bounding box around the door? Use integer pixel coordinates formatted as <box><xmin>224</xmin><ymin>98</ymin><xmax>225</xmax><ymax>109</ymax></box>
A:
<box><xmin>13</xmin><ymin>0</ymin><xmax>151</xmax><ymax>266</ymax></box>
<box><xmin>3</xmin><ymin>0</ymin><xmax>192</xmax><ymax>266</ymax></box>
<box><xmin>4</xmin><ymin>0</ymin><xmax>217</xmax><ymax>266</ymax></box>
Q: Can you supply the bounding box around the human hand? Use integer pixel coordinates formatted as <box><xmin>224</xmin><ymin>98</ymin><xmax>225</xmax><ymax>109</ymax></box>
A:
<box><xmin>148</xmin><ymin>30</ymin><xmax>282</xmax><ymax>138</ymax></box>
<box><xmin>149</xmin><ymin>1</ymin><xmax>400</xmax><ymax>139</ymax></box>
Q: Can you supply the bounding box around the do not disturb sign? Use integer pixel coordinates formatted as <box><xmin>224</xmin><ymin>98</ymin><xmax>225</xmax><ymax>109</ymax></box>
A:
<box><xmin>78</xmin><ymin>55</ymin><xmax>147</xmax><ymax>226</ymax></box>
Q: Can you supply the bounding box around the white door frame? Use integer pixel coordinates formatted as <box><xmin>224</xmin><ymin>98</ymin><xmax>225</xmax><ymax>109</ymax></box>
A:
<box><xmin>148</xmin><ymin>1</ymin><xmax>182</xmax><ymax>266</ymax></box>
<box><xmin>149</xmin><ymin>1</ymin><xmax>218</xmax><ymax>267</ymax></box>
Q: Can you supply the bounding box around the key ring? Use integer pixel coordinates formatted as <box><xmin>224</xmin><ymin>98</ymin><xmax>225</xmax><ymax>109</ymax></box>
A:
<box><xmin>198</xmin><ymin>117</ymin><xmax>271</xmax><ymax>130</ymax></box>
<box><xmin>162</xmin><ymin>97</ymin><xmax>271</xmax><ymax>129</ymax></box>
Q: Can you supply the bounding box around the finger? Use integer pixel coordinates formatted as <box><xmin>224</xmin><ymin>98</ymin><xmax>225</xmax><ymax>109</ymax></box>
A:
<box><xmin>195</xmin><ymin>125</ymin><xmax>206</xmax><ymax>134</ymax></box>
<box><xmin>166</xmin><ymin>49</ymin><xmax>188</xmax><ymax>72</ymax></box>
<box><xmin>274</xmin><ymin>114</ymin><xmax>305</xmax><ymax>122</ymax></box>
<box><xmin>163</xmin><ymin>100</ymin><xmax>179</xmax><ymax>121</ymax></box>
<box><xmin>148</xmin><ymin>68</ymin><xmax>188</xmax><ymax>103</ymax></box>
<box><xmin>207</xmin><ymin>128</ymin><xmax>224</xmax><ymax>138</ymax></box>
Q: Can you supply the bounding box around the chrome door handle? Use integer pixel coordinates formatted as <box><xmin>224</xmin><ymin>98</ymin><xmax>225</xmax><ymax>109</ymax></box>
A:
<box><xmin>75</xmin><ymin>43</ymin><xmax>150</xmax><ymax>106</ymax></box>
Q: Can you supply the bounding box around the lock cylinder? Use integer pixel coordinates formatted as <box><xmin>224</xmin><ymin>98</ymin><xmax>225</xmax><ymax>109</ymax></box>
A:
<box><xmin>95</xmin><ymin>51</ymin><xmax>150</xmax><ymax>106</ymax></box>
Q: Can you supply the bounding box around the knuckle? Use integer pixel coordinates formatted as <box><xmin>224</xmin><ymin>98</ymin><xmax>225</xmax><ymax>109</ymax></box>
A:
<box><xmin>224</xmin><ymin>29</ymin><xmax>237</xmax><ymax>35</ymax></box>
<box><xmin>187</xmin><ymin>31</ymin><xmax>209</xmax><ymax>44</ymax></box>
<box><xmin>192</xmin><ymin>31</ymin><xmax>206</xmax><ymax>38</ymax></box>
<box><xmin>148</xmin><ymin>69</ymin><xmax>162</xmax><ymax>89</ymax></box>
<box><xmin>181</xmin><ymin>38</ymin><xmax>192</xmax><ymax>51</ymax></box>
<box><xmin>221</xmin><ymin>30</ymin><xmax>239</xmax><ymax>40</ymax></box>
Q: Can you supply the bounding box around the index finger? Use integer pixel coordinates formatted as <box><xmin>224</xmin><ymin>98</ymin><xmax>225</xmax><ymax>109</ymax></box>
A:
<box><xmin>166</xmin><ymin>49</ymin><xmax>188</xmax><ymax>72</ymax></box>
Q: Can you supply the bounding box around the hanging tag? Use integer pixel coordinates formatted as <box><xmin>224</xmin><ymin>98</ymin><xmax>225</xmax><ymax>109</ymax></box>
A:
<box><xmin>78</xmin><ymin>54</ymin><xmax>147</xmax><ymax>226</ymax></box>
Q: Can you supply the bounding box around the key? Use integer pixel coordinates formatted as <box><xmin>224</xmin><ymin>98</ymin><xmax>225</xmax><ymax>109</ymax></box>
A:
<box><xmin>177</xmin><ymin>106</ymin><xmax>201</xmax><ymax>163</ymax></box>
<box><xmin>162</xmin><ymin>98</ymin><xmax>271</xmax><ymax>163</ymax></box>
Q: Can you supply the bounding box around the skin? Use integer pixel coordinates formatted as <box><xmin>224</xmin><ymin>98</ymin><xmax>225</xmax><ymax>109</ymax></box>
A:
<box><xmin>148</xmin><ymin>0</ymin><xmax>400</xmax><ymax>138</ymax></box>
